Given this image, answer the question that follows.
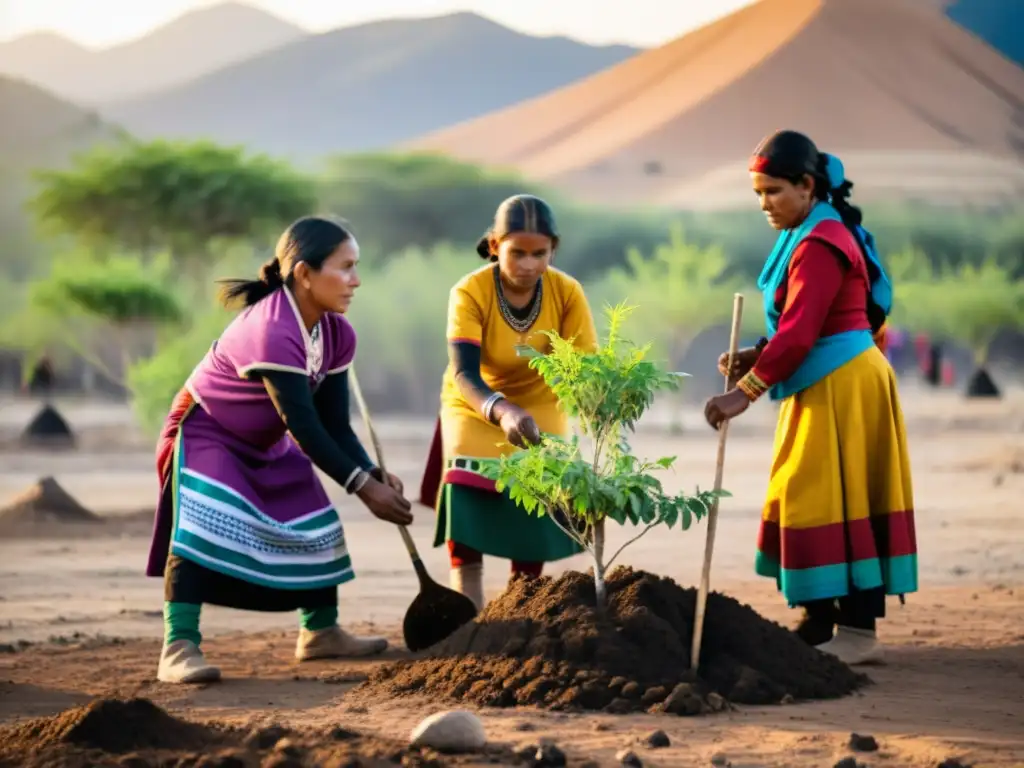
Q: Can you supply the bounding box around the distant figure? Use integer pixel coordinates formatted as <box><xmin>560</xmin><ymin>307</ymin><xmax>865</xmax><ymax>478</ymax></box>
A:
<box><xmin>704</xmin><ymin>130</ymin><xmax>917</xmax><ymax>666</ymax></box>
<box><xmin>26</xmin><ymin>355</ymin><xmax>55</xmax><ymax>396</ymax></box>
<box><xmin>145</xmin><ymin>216</ymin><xmax>412</xmax><ymax>685</ymax></box>
<box><xmin>418</xmin><ymin>195</ymin><xmax>598</xmax><ymax>610</ymax></box>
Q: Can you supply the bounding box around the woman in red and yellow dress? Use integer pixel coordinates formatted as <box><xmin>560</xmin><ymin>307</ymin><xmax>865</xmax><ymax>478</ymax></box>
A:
<box><xmin>705</xmin><ymin>130</ymin><xmax>917</xmax><ymax>666</ymax></box>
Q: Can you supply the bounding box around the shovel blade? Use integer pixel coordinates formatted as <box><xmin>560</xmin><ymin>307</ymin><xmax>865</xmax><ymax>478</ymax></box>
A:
<box><xmin>402</xmin><ymin>580</ymin><xmax>478</xmax><ymax>652</ymax></box>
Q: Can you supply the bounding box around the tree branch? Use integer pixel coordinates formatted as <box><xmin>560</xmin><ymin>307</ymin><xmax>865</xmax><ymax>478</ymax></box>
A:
<box><xmin>543</xmin><ymin>505</ymin><xmax>592</xmax><ymax>553</ymax></box>
<box><xmin>605</xmin><ymin>521</ymin><xmax>662</xmax><ymax>571</ymax></box>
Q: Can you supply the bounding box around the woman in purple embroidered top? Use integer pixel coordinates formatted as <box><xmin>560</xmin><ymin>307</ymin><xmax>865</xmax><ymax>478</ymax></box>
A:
<box><xmin>145</xmin><ymin>216</ymin><xmax>413</xmax><ymax>684</ymax></box>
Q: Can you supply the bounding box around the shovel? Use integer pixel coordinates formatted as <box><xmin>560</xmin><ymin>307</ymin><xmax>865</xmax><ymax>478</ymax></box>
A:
<box><xmin>690</xmin><ymin>292</ymin><xmax>744</xmax><ymax>670</ymax></box>
<box><xmin>348</xmin><ymin>367</ymin><xmax>479</xmax><ymax>652</ymax></box>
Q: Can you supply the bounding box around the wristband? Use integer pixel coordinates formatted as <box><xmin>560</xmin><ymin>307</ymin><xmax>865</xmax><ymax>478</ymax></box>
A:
<box><xmin>482</xmin><ymin>391</ymin><xmax>506</xmax><ymax>423</ymax></box>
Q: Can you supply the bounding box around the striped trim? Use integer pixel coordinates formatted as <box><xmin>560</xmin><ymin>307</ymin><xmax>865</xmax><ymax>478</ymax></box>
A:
<box><xmin>755</xmin><ymin>551</ymin><xmax>918</xmax><ymax>604</ymax></box>
<box><xmin>442</xmin><ymin>456</ymin><xmax>498</xmax><ymax>493</ymax></box>
<box><xmin>756</xmin><ymin>510</ymin><xmax>917</xmax><ymax>570</ymax></box>
<box><xmin>170</xmin><ymin>437</ymin><xmax>354</xmax><ymax>590</ymax></box>
<box><xmin>737</xmin><ymin>369</ymin><xmax>769</xmax><ymax>401</ymax></box>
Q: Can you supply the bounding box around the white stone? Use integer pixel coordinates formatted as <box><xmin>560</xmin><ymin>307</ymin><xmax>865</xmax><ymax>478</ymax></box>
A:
<box><xmin>409</xmin><ymin>709</ymin><xmax>487</xmax><ymax>752</ymax></box>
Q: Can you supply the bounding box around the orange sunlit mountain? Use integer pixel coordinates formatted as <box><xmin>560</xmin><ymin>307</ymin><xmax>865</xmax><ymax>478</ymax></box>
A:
<box><xmin>409</xmin><ymin>0</ymin><xmax>1024</xmax><ymax>209</ymax></box>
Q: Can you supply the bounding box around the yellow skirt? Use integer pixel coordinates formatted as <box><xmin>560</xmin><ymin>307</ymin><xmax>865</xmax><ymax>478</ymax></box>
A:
<box><xmin>755</xmin><ymin>345</ymin><xmax>918</xmax><ymax>606</ymax></box>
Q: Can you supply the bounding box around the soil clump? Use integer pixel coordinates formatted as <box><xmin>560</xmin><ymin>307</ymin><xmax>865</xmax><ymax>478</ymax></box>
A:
<box><xmin>0</xmin><ymin>476</ymin><xmax>101</xmax><ymax>535</ymax></box>
<box><xmin>362</xmin><ymin>567</ymin><xmax>866</xmax><ymax>714</ymax></box>
<box><xmin>0</xmin><ymin>698</ymin><xmax>500</xmax><ymax>767</ymax></box>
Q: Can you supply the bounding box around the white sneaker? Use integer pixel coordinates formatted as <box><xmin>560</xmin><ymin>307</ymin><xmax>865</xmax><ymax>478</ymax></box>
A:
<box><xmin>295</xmin><ymin>625</ymin><xmax>388</xmax><ymax>661</ymax></box>
<box><xmin>157</xmin><ymin>639</ymin><xmax>221</xmax><ymax>684</ymax></box>
<box><xmin>449</xmin><ymin>562</ymin><xmax>484</xmax><ymax>611</ymax></box>
<box><xmin>815</xmin><ymin>626</ymin><xmax>885</xmax><ymax>665</ymax></box>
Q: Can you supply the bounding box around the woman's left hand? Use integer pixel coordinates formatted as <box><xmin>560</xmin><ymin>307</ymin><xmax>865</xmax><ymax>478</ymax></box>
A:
<box><xmin>704</xmin><ymin>389</ymin><xmax>751</xmax><ymax>430</ymax></box>
<box><xmin>371</xmin><ymin>468</ymin><xmax>404</xmax><ymax>494</ymax></box>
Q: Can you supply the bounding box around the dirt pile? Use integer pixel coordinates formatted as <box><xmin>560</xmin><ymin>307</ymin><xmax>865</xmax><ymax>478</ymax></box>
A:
<box><xmin>0</xmin><ymin>476</ymin><xmax>100</xmax><ymax>534</ymax></box>
<box><xmin>362</xmin><ymin>567</ymin><xmax>866</xmax><ymax>714</ymax></box>
<box><xmin>0</xmin><ymin>698</ymin><xmax>500</xmax><ymax>767</ymax></box>
<box><xmin>20</xmin><ymin>404</ymin><xmax>75</xmax><ymax>449</ymax></box>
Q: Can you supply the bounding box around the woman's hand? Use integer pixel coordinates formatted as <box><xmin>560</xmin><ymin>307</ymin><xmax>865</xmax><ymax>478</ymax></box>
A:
<box><xmin>370</xmin><ymin>467</ymin><xmax>404</xmax><ymax>495</ymax></box>
<box><xmin>717</xmin><ymin>346</ymin><xmax>761</xmax><ymax>381</ymax></box>
<box><xmin>704</xmin><ymin>389</ymin><xmax>751</xmax><ymax>431</ymax></box>
<box><xmin>493</xmin><ymin>401</ymin><xmax>541</xmax><ymax>448</ymax></box>
<box><xmin>357</xmin><ymin>477</ymin><xmax>414</xmax><ymax>525</ymax></box>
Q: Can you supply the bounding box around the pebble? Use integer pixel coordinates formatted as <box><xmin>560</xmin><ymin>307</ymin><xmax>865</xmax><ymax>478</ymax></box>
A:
<box><xmin>832</xmin><ymin>758</ymin><xmax>865</xmax><ymax>768</ymax></box>
<box><xmin>615</xmin><ymin>748</ymin><xmax>643</xmax><ymax>766</ymax></box>
<box><xmin>244</xmin><ymin>725</ymin><xmax>289</xmax><ymax>750</ymax></box>
<box><xmin>937</xmin><ymin>760</ymin><xmax>971</xmax><ymax>768</ymax></box>
<box><xmin>409</xmin><ymin>710</ymin><xmax>487</xmax><ymax>753</ymax></box>
<box><xmin>533</xmin><ymin>744</ymin><xmax>567</xmax><ymax>766</ymax></box>
<box><xmin>592</xmin><ymin>721</ymin><xmax>612</xmax><ymax>732</ymax></box>
<box><xmin>642</xmin><ymin>729</ymin><xmax>670</xmax><ymax>748</ymax></box>
<box><xmin>849</xmin><ymin>733</ymin><xmax>879</xmax><ymax>752</ymax></box>
<box><xmin>710</xmin><ymin>753</ymin><xmax>731</xmax><ymax>767</ymax></box>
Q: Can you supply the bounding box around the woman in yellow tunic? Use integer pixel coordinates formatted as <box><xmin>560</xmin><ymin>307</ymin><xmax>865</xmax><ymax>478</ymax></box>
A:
<box><xmin>419</xmin><ymin>194</ymin><xmax>597</xmax><ymax>610</ymax></box>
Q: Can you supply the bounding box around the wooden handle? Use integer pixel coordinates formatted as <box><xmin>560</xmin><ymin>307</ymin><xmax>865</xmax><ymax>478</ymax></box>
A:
<box><xmin>348</xmin><ymin>367</ymin><xmax>421</xmax><ymax>562</ymax></box>
<box><xmin>690</xmin><ymin>292</ymin><xmax>744</xmax><ymax>670</ymax></box>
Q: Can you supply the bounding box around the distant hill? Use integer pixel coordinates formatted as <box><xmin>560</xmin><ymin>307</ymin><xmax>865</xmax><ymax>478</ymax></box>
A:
<box><xmin>945</xmin><ymin>0</ymin><xmax>1024</xmax><ymax>67</ymax></box>
<box><xmin>0</xmin><ymin>2</ymin><xmax>306</xmax><ymax>104</ymax></box>
<box><xmin>0</xmin><ymin>76</ymin><xmax>125</xmax><ymax>279</ymax></box>
<box><xmin>101</xmin><ymin>12</ymin><xmax>640</xmax><ymax>161</ymax></box>
<box><xmin>411</xmin><ymin>0</ymin><xmax>1024</xmax><ymax>210</ymax></box>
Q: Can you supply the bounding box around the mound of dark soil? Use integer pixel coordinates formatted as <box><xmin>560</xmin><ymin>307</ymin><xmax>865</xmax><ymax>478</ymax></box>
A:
<box><xmin>0</xmin><ymin>476</ymin><xmax>100</xmax><ymax>533</ymax></box>
<box><xmin>19</xmin><ymin>404</ymin><xmax>75</xmax><ymax>449</ymax></box>
<box><xmin>362</xmin><ymin>567</ymin><xmax>867</xmax><ymax>715</ymax></box>
<box><xmin>965</xmin><ymin>367</ymin><xmax>1000</xmax><ymax>398</ymax></box>
<box><xmin>0</xmin><ymin>698</ymin><xmax>500</xmax><ymax>767</ymax></box>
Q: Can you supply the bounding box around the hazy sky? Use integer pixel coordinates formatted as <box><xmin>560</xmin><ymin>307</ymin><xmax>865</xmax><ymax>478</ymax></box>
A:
<box><xmin>0</xmin><ymin>0</ymin><xmax>757</xmax><ymax>48</ymax></box>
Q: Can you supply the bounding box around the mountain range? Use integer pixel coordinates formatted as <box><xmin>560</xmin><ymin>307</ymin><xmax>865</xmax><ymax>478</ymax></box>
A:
<box><xmin>412</xmin><ymin>0</ymin><xmax>1024</xmax><ymax>209</ymax></box>
<box><xmin>0</xmin><ymin>3</ymin><xmax>305</xmax><ymax>105</ymax></box>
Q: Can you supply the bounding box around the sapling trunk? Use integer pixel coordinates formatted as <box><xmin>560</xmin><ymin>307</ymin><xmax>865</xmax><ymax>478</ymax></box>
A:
<box><xmin>592</xmin><ymin>519</ymin><xmax>607</xmax><ymax>610</ymax></box>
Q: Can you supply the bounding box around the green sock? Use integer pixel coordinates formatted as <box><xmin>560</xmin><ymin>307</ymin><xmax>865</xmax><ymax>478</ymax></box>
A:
<box><xmin>164</xmin><ymin>601</ymin><xmax>202</xmax><ymax>646</ymax></box>
<box><xmin>299</xmin><ymin>606</ymin><xmax>338</xmax><ymax>632</ymax></box>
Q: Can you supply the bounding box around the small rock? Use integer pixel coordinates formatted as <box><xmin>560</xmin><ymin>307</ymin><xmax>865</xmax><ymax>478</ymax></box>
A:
<box><xmin>345</xmin><ymin>704</ymin><xmax>368</xmax><ymax>714</ymax></box>
<box><xmin>273</xmin><ymin>738</ymin><xmax>301</xmax><ymax>757</ymax></box>
<box><xmin>642</xmin><ymin>729</ymin><xmax>670</xmax><ymax>748</ymax></box>
<box><xmin>849</xmin><ymin>733</ymin><xmax>879</xmax><ymax>752</ymax></box>
<box><xmin>620</xmin><ymin>681</ymin><xmax>641</xmax><ymax>699</ymax></box>
<box><xmin>604</xmin><ymin>698</ymin><xmax>634</xmax><ymax>715</ymax></box>
<box><xmin>780</xmin><ymin>693</ymin><xmax>795</xmax><ymax>705</ymax></box>
<box><xmin>410</xmin><ymin>710</ymin><xmax>487</xmax><ymax>753</ymax></box>
<box><xmin>616</xmin><ymin>749</ymin><xmax>643</xmax><ymax>766</ymax></box>
<box><xmin>513</xmin><ymin>721</ymin><xmax>536</xmax><ymax>731</ymax></box>
<box><xmin>0</xmin><ymin>644</ymin><xmax>16</xmax><ymax>654</ymax></box>
<box><xmin>592</xmin><ymin>721</ymin><xmax>612</xmax><ymax>732</ymax></box>
<box><xmin>710</xmin><ymin>753</ymin><xmax>731</xmax><ymax>767</ymax></box>
<box><xmin>832</xmin><ymin>758</ymin><xmax>862</xmax><ymax>768</ymax></box>
<box><xmin>662</xmin><ymin>683</ymin><xmax>703</xmax><ymax>716</ymax></box>
<box><xmin>514</xmin><ymin>742</ymin><xmax>538</xmax><ymax>760</ymax></box>
<box><xmin>197</xmin><ymin>752</ymin><xmax>247</xmax><ymax>768</ymax></box>
<box><xmin>329</xmin><ymin>726</ymin><xmax>358</xmax><ymax>741</ymax></box>
<box><xmin>640</xmin><ymin>686</ymin><xmax>668</xmax><ymax>705</ymax></box>
<box><xmin>706</xmin><ymin>692</ymin><xmax>727</xmax><ymax>712</ymax></box>
<box><xmin>244</xmin><ymin>725</ymin><xmax>289</xmax><ymax>750</ymax></box>
<box><xmin>937</xmin><ymin>760</ymin><xmax>971</xmax><ymax>768</ymax></box>
<box><xmin>533</xmin><ymin>743</ymin><xmax>567</xmax><ymax>766</ymax></box>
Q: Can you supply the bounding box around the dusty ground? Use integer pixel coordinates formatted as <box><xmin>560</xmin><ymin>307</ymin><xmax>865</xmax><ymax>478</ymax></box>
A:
<box><xmin>1</xmin><ymin>387</ymin><xmax>1023</xmax><ymax>767</ymax></box>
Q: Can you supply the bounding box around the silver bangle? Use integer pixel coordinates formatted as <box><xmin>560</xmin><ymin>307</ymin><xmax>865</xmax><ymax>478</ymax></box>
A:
<box><xmin>347</xmin><ymin>469</ymin><xmax>371</xmax><ymax>494</ymax></box>
<box><xmin>482</xmin><ymin>392</ymin><xmax>505</xmax><ymax>423</ymax></box>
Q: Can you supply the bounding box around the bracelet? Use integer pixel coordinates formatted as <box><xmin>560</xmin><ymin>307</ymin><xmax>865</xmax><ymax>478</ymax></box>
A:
<box><xmin>482</xmin><ymin>391</ymin><xmax>506</xmax><ymax>423</ymax></box>
<box><xmin>345</xmin><ymin>468</ymin><xmax>371</xmax><ymax>494</ymax></box>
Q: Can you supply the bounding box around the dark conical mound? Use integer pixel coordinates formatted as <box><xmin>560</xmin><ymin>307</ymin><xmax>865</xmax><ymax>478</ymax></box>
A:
<box><xmin>361</xmin><ymin>567</ymin><xmax>866</xmax><ymax>714</ymax></box>
<box><xmin>20</xmin><ymin>404</ymin><xmax>75</xmax><ymax>449</ymax></box>
<box><xmin>965</xmin><ymin>367</ymin><xmax>1000</xmax><ymax>398</ymax></box>
<box><xmin>0</xmin><ymin>477</ymin><xmax>100</xmax><ymax>533</ymax></box>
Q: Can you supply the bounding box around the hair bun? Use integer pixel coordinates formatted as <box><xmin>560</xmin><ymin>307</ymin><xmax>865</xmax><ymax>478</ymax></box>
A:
<box><xmin>258</xmin><ymin>257</ymin><xmax>284</xmax><ymax>287</ymax></box>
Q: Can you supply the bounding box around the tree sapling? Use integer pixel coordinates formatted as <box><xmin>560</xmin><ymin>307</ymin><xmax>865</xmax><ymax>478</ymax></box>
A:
<box><xmin>480</xmin><ymin>302</ymin><xmax>727</xmax><ymax>609</ymax></box>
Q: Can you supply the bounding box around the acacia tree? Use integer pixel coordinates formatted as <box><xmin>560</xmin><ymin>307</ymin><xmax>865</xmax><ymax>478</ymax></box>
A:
<box><xmin>22</xmin><ymin>254</ymin><xmax>184</xmax><ymax>390</ymax></box>
<box><xmin>480</xmin><ymin>303</ymin><xmax>726</xmax><ymax>610</ymax></box>
<box><xmin>29</xmin><ymin>140</ymin><xmax>315</xmax><ymax>288</ymax></box>
<box><xmin>595</xmin><ymin>225</ymin><xmax>758</xmax><ymax>432</ymax></box>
